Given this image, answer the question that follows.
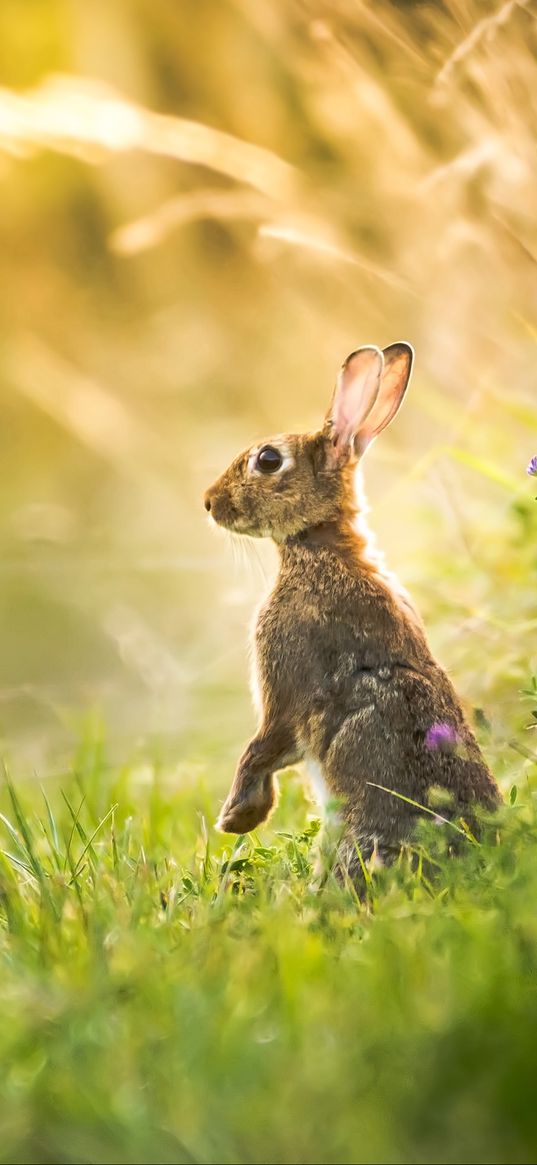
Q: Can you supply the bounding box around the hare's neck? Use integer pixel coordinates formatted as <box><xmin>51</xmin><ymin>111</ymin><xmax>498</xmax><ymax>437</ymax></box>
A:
<box><xmin>283</xmin><ymin>514</ymin><xmax>383</xmax><ymax>576</ymax></box>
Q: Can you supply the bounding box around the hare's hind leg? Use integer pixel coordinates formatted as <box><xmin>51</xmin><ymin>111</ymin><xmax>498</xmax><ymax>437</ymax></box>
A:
<box><xmin>321</xmin><ymin>705</ymin><xmax>419</xmax><ymax>871</ymax></box>
<box><xmin>304</xmin><ymin>753</ymin><xmax>388</xmax><ymax>889</ymax></box>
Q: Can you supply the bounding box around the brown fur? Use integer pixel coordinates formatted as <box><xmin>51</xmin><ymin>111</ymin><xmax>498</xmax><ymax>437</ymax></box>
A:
<box><xmin>204</xmin><ymin>342</ymin><xmax>500</xmax><ymax>875</ymax></box>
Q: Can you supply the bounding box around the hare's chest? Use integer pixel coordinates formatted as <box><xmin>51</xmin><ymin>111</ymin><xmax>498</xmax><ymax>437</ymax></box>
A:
<box><xmin>248</xmin><ymin>602</ymin><xmax>275</xmax><ymax>717</ymax></box>
<box><xmin>249</xmin><ymin>595</ymin><xmax>305</xmax><ymax>713</ymax></box>
<box><xmin>248</xmin><ymin>639</ymin><xmax>264</xmax><ymax>719</ymax></box>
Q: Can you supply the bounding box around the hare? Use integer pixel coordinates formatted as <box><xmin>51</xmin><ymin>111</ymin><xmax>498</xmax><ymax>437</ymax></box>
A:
<box><xmin>204</xmin><ymin>343</ymin><xmax>500</xmax><ymax>874</ymax></box>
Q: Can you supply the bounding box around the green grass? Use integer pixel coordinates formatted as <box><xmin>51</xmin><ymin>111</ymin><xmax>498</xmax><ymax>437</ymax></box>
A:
<box><xmin>1</xmin><ymin>711</ymin><xmax>537</xmax><ymax>1165</ymax></box>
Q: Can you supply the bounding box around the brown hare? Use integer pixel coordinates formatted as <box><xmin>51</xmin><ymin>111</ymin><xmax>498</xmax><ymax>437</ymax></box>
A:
<box><xmin>204</xmin><ymin>343</ymin><xmax>500</xmax><ymax>875</ymax></box>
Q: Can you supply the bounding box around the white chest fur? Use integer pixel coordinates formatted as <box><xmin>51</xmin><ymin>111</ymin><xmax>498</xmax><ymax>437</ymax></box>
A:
<box><xmin>304</xmin><ymin>755</ymin><xmax>331</xmax><ymax>811</ymax></box>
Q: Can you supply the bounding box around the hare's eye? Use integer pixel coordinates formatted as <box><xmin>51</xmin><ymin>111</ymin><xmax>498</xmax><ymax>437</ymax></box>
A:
<box><xmin>256</xmin><ymin>446</ymin><xmax>283</xmax><ymax>474</ymax></box>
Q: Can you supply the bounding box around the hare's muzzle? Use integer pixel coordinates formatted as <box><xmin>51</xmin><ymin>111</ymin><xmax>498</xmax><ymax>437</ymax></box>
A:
<box><xmin>203</xmin><ymin>483</ymin><xmax>237</xmax><ymax>529</ymax></box>
<box><xmin>204</xmin><ymin>485</ymin><xmax>221</xmax><ymax>516</ymax></box>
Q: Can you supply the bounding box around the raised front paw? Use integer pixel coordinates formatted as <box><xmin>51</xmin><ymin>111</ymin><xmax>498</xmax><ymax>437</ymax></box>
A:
<box><xmin>216</xmin><ymin>774</ymin><xmax>278</xmax><ymax>834</ymax></box>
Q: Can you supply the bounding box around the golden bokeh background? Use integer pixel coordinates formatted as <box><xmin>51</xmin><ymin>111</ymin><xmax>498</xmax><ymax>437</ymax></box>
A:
<box><xmin>0</xmin><ymin>0</ymin><xmax>535</xmax><ymax>781</ymax></box>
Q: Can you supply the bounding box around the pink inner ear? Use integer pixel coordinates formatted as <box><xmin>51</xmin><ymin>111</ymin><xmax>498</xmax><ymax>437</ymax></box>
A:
<box><xmin>355</xmin><ymin>343</ymin><xmax>413</xmax><ymax>454</ymax></box>
<box><xmin>329</xmin><ymin>346</ymin><xmax>384</xmax><ymax>457</ymax></box>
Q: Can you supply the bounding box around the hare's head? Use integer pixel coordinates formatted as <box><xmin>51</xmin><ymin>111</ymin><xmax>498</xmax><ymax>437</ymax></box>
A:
<box><xmin>204</xmin><ymin>342</ymin><xmax>413</xmax><ymax>542</ymax></box>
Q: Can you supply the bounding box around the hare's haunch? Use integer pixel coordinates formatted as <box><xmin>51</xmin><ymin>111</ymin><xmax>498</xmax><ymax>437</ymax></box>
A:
<box><xmin>205</xmin><ymin>343</ymin><xmax>500</xmax><ymax>873</ymax></box>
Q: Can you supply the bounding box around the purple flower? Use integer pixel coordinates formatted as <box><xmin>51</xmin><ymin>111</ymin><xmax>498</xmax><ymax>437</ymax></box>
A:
<box><xmin>527</xmin><ymin>455</ymin><xmax>537</xmax><ymax>478</ymax></box>
<box><xmin>425</xmin><ymin>722</ymin><xmax>459</xmax><ymax>753</ymax></box>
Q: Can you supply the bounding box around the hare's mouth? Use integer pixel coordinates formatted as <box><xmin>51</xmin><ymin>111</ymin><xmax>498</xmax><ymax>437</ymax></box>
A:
<box><xmin>205</xmin><ymin>488</ymin><xmax>271</xmax><ymax>538</ymax></box>
<box><xmin>212</xmin><ymin>513</ymin><xmax>269</xmax><ymax>539</ymax></box>
<box><xmin>207</xmin><ymin>507</ymin><xmax>259</xmax><ymax>537</ymax></box>
<box><xmin>228</xmin><ymin>518</ymin><xmax>268</xmax><ymax>538</ymax></box>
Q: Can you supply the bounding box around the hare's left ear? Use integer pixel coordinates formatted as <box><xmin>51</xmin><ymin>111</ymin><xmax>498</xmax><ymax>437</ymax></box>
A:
<box><xmin>355</xmin><ymin>341</ymin><xmax>414</xmax><ymax>455</ymax></box>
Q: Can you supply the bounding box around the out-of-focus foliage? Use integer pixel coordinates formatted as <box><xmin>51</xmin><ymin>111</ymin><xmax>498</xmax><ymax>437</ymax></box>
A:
<box><xmin>0</xmin><ymin>0</ymin><xmax>535</xmax><ymax>774</ymax></box>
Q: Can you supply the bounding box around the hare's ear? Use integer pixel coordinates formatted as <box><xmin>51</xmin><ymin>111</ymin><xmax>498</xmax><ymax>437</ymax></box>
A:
<box><xmin>326</xmin><ymin>345</ymin><xmax>384</xmax><ymax>464</ymax></box>
<box><xmin>355</xmin><ymin>341</ymin><xmax>414</xmax><ymax>455</ymax></box>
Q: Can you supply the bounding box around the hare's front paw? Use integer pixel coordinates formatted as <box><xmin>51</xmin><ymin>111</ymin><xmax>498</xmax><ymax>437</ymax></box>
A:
<box><xmin>217</xmin><ymin>774</ymin><xmax>278</xmax><ymax>834</ymax></box>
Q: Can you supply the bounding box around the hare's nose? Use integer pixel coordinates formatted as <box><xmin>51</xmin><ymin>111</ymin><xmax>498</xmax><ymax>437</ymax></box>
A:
<box><xmin>204</xmin><ymin>492</ymin><xmax>212</xmax><ymax>513</ymax></box>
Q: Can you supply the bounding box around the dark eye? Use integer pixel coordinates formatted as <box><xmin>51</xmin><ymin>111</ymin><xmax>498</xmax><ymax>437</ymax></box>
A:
<box><xmin>256</xmin><ymin>446</ymin><xmax>283</xmax><ymax>474</ymax></box>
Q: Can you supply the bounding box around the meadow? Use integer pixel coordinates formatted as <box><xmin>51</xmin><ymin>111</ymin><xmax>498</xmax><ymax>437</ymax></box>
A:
<box><xmin>0</xmin><ymin>1</ymin><xmax>536</xmax><ymax>1161</ymax></box>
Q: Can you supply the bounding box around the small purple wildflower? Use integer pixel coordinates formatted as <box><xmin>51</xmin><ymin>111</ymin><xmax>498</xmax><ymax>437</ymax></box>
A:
<box><xmin>527</xmin><ymin>455</ymin><xmax>537</xmax><ymax>478</ymax></box>
<box><xmin>425</xmin><ymin>722</ymin><xmax>459</xmax><ymax>753</ymax></box>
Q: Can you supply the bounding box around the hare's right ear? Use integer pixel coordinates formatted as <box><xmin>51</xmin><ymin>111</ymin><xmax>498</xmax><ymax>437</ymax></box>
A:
<box><xmin>325</xmin><ymin>345</ymin><xmax>384</xmax><ymax>465</ymax></box>
<box><xmin>354</xmin><ymin>341</ymin><xmax>414</xmax><ymax>455</ymax></box>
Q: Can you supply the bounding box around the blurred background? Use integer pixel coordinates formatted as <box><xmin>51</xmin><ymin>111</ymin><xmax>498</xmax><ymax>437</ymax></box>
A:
<box><xmin>0</xmin><ymin>0</ymin><xmax>535</xmax><ymax>782</ymax></box>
